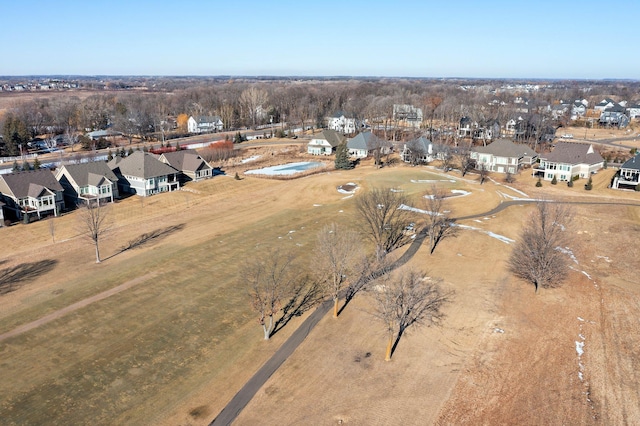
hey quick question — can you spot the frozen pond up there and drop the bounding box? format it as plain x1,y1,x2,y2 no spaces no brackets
245,161,325,176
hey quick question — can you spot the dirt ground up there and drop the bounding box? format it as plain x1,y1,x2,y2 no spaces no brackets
1,148,640,425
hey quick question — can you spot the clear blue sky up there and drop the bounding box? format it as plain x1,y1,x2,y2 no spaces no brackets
2,0,638,79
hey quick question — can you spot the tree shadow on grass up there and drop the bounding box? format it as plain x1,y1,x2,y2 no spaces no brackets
0,259,58,295
270,277,324,338
105,224,186,261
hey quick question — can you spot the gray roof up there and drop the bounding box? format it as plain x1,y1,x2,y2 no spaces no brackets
160,149,212,173
621,154,640,171
347,131,390,150
406,136,432,152
108,151,178,179
472,138,537,158
541,142,603,165
312,129,346,148
194,115,222,124
58,162,118,187
0,169,63,198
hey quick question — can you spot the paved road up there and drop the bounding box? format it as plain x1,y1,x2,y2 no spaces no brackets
209,196,640,425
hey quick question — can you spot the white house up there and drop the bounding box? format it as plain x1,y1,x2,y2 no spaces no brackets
401,136,434,164
187,116,224,133
626,102,640,119
534,142,604,181
346,132,392,159
307,129,346,155
612,154,640,189
327,112,359,134
470,138,538,174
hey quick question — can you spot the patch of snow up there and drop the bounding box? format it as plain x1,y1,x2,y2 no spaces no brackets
341,194,354,199
575,341,584,356
451,189,471,197
338,210,344,213
455,224,514,244
579,334,585,340
497,191,539,201
596,255,612,263
474,219,483,223
556,246,579,264
288,230,295,234
313,204,322,207
581,270,592,280
578,371,584,381
577,317,584,322
399,204,441,216
503,185,529,197
494,328,505,333
390,188,404,192
241,155,261,164
245,161,325,176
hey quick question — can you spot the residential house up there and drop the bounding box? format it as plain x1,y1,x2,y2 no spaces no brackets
457,116,474,138
612,154,640,189
327,111,359,134
87,129,121,141
187,116,224,133
401,136,434,164
159,149,213,183
393,104,423,128
0,169,64,222
55,162,119,206
474,119,501,143
626,102,640,119
108,151,180,196
346,131,391,158
503,118,517,136
594,98,616,112
307,129,346,155
599,105,630,128
470,138,538,174
534,142,604,181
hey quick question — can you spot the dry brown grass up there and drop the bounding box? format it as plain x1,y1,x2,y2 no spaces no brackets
1,155,640,425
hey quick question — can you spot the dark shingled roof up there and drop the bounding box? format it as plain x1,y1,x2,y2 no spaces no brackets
58,162,118,186
621,154,640,171
541,142,603,165
0,169,63,198
347,131,390,150
160,149,211,173
108,151,178,179
472,138,536,158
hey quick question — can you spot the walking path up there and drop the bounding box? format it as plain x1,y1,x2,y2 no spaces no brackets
209,196,640,425
0,273,155,343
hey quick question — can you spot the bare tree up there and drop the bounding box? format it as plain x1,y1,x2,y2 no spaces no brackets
239,87,269,129
370,268,450,361
48,217,56,244
243,249,297,340
314,223,365,317
478,163,489,184
79,200,111,263
355,187,415,260
423,186,457,254
508,202,574,293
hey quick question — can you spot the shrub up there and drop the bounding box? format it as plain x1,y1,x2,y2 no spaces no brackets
584,177,593,190
551,175,557,185
635,184,640,192
536,178,542,187
567,180,573,187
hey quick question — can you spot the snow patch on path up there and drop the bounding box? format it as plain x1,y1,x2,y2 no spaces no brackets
455,224,515,244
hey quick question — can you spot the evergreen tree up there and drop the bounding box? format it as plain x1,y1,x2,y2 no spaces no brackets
175,142,181,151
551,175,557,185
535,178,542,187
22,160,31,171
127,147,134,156
584,176,593,190
107,150,113,161
33,157,41,170
334,142,353,170
12,160,20,172
119,147,125,157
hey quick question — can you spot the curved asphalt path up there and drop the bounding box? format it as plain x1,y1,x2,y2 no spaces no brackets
210,196,640,425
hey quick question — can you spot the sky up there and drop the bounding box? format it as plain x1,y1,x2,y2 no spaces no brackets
1,0,639,79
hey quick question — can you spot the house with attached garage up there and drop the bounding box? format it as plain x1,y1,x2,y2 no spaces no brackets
470,138,538,174
159,149,213,183
187,115,224,133
307,129,346,155
534,142,604,181
108,151,180,196
346,131,392,159
611,154,640,190
0,169,64,222
55,161,119,206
